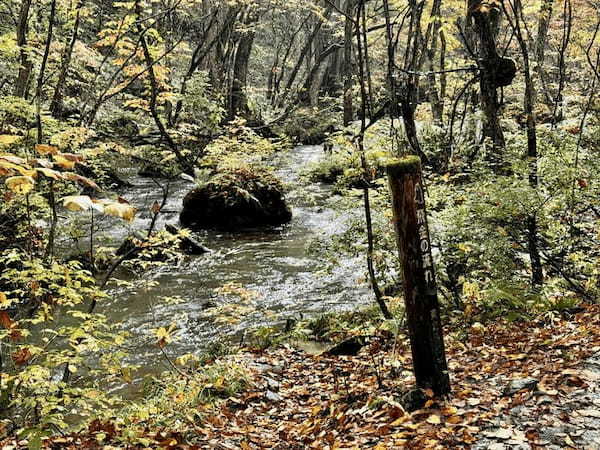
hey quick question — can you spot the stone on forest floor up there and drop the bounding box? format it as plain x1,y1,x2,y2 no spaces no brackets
399,388,427,412
265,390,282,402
503,377,538,396
326,336,366,356
264,376,280,391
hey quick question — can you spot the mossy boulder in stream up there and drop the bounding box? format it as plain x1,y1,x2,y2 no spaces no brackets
180,166,292,230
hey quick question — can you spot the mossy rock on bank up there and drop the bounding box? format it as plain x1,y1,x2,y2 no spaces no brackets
180,167,292,230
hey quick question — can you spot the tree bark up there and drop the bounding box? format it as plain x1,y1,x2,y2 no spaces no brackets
425,0,443,125
466,0,507,152
14,0,33,99
299,43,343,105
279,6,332,106
535,0,554,65
50,0,83,118
355,0,391,320
228,10,258,120
36,0,57,143
386,156,451,396
171,7,240,125
508,0,544,287
343,0,355,125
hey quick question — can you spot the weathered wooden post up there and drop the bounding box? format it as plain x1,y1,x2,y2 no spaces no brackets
386,156,451,397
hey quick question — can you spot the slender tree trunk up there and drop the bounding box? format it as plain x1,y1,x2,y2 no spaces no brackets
401,1,428,160
536,0,554,65
299,43,342,105
135,1,189,172
229,11,258,120
508,0,544,287
279,7,332,106
355,0,391,320
36,0,57,262
534,0,554,105
551,0,572,124
419,0,443,125
343,0,354,125
36,0,57,143
271,15,309,106
267,45,280,103
14,0,33,99
50,0,83,118
171,7,239,126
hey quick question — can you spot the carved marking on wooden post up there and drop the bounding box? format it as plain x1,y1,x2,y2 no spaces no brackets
386,156,451,397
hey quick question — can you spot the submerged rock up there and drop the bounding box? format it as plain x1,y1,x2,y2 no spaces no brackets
180,167,292,230
138,164,173,179
165,224,210,254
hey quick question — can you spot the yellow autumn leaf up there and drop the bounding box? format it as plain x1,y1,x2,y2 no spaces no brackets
426,414,442,424
0,160,23,176
36,167,63,180
0,154,27,165
34,144,59,155
5,176,35,194
0,292,11,308
0,135,22,147
53,154,76,169
104,202,136,222
0,157,35,177
62,172,100,190
390,415,409,427
62,195,94,211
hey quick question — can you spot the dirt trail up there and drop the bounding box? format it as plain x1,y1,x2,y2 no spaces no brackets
195,306,600,449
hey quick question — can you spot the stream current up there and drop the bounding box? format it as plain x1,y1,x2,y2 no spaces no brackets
86,145,370,369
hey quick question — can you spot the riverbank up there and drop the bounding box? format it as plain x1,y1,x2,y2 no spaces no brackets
11,303,599,449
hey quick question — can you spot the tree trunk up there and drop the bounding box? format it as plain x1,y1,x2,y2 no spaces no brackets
509,0,544,287
228,11,258,120
535,0,554,65
401,1,427,160
279,7,332,106
386,156,451,397
14,0,33,99
136,1,189,172
50,0,83,118
36,0,57,143
171,7,240,125
425,0,443,125
343,0,354,125
467,0,507,152
299,43,342,105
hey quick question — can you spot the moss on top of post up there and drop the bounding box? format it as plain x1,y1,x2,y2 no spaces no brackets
385,155,421,176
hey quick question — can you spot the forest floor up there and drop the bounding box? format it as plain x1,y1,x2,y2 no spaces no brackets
23,304,600,449
190,304,600,449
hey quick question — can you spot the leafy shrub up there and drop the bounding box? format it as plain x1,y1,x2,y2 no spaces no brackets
277,106,339,144
180,71,225,133
302,150,356,184
0,96,35,132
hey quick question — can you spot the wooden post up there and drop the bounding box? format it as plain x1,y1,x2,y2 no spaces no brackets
386,156,451,396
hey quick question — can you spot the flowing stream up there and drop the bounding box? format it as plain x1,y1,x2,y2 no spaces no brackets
86,145,370,370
